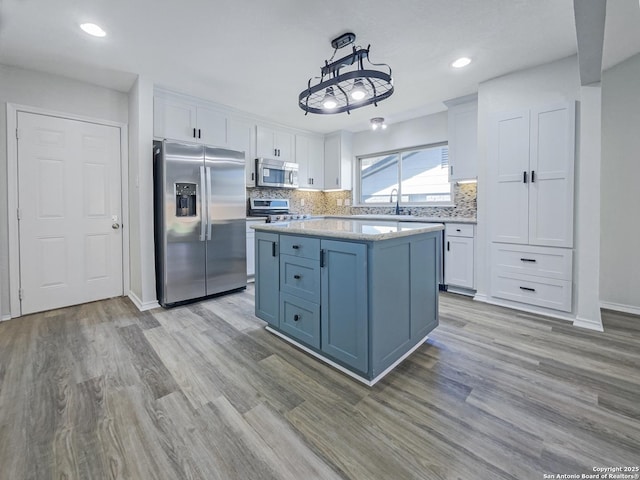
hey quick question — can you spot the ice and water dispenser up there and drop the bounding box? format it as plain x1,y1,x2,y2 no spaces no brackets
175,182,197,217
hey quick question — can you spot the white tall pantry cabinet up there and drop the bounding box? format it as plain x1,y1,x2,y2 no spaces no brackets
488,101,575,313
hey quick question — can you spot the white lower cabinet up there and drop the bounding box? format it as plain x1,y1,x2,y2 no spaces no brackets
444,223,475,291
490,243,572,312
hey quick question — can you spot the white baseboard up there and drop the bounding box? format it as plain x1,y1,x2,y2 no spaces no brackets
473,293,489,303
600,301,640,317
1,314,12,322
128,291,160,312
573,315,604,332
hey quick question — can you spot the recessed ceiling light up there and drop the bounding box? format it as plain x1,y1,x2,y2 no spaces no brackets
80,23,106,37
451,57,471,68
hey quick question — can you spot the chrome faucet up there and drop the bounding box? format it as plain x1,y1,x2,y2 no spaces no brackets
389,188,400,215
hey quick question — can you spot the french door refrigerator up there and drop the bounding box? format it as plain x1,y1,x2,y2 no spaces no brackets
154,140,246,306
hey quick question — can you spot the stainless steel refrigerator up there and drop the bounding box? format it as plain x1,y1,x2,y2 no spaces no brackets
153,140,246,306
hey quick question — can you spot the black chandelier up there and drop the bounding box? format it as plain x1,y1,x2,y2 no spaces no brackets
298,32,394,115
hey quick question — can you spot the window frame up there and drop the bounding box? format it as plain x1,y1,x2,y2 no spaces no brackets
354,141,453,207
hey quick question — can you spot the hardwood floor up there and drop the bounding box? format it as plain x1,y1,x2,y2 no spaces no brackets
1,287,639,480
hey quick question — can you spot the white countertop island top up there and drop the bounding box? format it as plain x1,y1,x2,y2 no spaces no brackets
252,218,444,241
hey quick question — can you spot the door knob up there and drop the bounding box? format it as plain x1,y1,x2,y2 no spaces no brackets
112,223,120,230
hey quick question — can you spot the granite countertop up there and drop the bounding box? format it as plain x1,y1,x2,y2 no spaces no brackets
327,214,477,224
252,218,444,241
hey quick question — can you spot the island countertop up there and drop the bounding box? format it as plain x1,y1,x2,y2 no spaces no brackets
251,218,444,241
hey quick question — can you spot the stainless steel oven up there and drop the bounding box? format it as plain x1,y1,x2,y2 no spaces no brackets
255,158,298,188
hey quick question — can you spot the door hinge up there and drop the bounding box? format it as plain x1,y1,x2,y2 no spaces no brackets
16,128,20,140
16,208,21,221
18,288,23,301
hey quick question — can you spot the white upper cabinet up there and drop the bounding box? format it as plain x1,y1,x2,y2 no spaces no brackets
154,95,228,146
324,131,353,190
256,125,294,161
490,102,575,248
228,117,255,186
528,104,575,248
295,134,324,189
445,95,478,181
196,104,227,147
154,96,198,143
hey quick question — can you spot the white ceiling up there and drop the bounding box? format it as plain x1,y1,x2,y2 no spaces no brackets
0,0,638,134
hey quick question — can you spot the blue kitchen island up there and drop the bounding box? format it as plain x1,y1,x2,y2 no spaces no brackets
252,218,444,385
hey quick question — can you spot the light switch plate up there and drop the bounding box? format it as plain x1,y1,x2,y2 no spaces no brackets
337,198,343,206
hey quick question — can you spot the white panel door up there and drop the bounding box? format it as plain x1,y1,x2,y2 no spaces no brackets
17,112,123,315
490,110,530,245
529,102,575,248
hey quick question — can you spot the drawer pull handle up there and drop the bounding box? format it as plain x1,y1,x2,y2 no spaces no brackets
292,245,300,250
456,229,461,232
293,314,300,322
520,258,536,263
293,274,301,280
519,286,536,292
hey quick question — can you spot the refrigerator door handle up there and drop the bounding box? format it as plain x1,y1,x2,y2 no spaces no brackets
199,166,207,242
205,166,213,240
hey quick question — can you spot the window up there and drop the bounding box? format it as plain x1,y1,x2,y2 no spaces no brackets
357,143,451,205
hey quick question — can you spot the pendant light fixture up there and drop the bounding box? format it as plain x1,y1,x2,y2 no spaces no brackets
299,32,394,115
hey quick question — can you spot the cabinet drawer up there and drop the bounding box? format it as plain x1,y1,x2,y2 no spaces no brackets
446,223,475,238
280,235,320,260
280,293,320,349
492,243,572,281
280,255,320,303
491,271,572,312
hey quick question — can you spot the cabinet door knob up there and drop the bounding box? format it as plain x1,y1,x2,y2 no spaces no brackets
293,274,301,280
292,245,300,249
293,314,300,322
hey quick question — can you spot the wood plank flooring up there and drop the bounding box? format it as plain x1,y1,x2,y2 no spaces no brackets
1,287,639,480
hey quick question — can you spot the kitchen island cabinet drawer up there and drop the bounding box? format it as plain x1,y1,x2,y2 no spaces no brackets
280,254,320,303
492,243,572,280
280,235,320,260
491,271,572,312
279,293,320,349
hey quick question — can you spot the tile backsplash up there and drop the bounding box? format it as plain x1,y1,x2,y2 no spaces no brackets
247,183,477,218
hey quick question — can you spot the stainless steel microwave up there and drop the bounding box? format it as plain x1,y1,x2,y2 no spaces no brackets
255,158,298,188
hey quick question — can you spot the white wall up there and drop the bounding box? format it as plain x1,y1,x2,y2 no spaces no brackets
600,53,640,313
352,112,447,157
0,63,128,318
475,56,581,303
127,77,157,309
